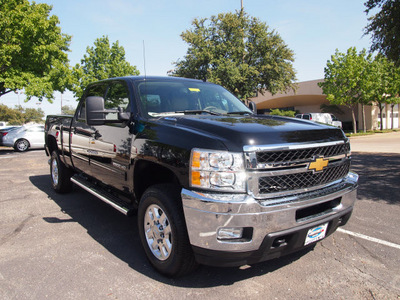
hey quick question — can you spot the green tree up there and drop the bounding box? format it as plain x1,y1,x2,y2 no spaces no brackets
0,0,72,101
319,48,372,133
172,10,296,100
367,55,400,130
0,104,24,124
20,106,45,123
364,0,400,66
72,36,140,99
0,104,44,124
61,105,76,115
388,64,400,129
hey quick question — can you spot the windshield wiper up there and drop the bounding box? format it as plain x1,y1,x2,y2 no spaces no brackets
227,111,253,115
175,110,222,116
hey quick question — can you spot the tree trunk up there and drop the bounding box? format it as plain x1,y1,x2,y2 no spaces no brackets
379,105,384,131
391,104,394,129
351,108,357,134
362,104,366,133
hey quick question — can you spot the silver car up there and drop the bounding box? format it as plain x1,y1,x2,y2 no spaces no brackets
2,124,45,152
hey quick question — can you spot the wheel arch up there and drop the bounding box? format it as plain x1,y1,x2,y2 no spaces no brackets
133,160,182,203
46,135,58,155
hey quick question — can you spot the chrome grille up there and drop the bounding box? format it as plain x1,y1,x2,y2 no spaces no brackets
258,161,350,194
245,141,352,199
256,143,350,164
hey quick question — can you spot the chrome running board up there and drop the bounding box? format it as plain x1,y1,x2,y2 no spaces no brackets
71,175,132,215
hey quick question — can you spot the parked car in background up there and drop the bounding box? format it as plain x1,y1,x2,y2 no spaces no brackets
2,124,45,152
0,126,21,146
295,113,342,128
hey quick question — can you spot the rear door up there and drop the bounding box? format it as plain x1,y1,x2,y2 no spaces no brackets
70,84,108,173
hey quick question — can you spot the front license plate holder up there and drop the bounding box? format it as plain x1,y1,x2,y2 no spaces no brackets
304,223,328,246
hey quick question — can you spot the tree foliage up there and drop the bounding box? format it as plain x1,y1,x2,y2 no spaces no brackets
172,10,296,100
320,47,400,132
364,0,400,66
319,48,371,133
71,36,140,99
366,54,400,130
0,104,44,124
0,0,71,101
61,105,76,115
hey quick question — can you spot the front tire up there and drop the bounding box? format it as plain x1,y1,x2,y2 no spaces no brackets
138,184,197,277
14,139,29,152
50,151,73,193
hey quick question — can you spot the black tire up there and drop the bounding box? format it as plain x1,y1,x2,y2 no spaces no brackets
138,184,198,277
50,151,73,193
14,139,29,152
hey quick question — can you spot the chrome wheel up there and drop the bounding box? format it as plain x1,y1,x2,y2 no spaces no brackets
15,139,29,152
51,158,59,186
50,151,73,193
144,204,172,261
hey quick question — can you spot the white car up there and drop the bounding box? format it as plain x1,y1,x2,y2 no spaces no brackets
2,124,45,152
295,113,342,128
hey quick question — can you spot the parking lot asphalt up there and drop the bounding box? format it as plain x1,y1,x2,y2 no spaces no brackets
0,133,399,299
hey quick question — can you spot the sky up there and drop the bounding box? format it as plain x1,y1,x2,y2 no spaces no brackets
1,0,374,117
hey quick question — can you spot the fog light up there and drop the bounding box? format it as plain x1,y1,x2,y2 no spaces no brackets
217,227,243,240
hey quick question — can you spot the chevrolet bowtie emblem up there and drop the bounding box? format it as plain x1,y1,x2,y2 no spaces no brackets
308,157,329,172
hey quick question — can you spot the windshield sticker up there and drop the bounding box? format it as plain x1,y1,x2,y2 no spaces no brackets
188,88,200,92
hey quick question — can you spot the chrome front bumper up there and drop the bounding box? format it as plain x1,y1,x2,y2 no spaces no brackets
181,172,358,256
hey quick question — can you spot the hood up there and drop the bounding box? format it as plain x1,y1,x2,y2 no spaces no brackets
162,114,346,152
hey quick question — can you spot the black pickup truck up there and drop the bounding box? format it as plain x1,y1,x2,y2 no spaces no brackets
45,76,358,277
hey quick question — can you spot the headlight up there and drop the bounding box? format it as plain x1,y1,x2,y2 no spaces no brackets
190,148,246,192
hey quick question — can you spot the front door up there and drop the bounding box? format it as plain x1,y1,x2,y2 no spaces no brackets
88,80,133,193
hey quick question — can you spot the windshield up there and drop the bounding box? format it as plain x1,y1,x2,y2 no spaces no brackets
136,80,252,117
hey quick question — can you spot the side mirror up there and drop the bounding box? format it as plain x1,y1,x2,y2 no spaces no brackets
248,101,257,114
86,96,106,126
86,96,132,126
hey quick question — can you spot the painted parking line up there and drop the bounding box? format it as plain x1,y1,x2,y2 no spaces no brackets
338,228,400,250
0,156,15,159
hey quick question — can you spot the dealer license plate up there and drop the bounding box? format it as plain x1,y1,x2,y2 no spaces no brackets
304,223,328,246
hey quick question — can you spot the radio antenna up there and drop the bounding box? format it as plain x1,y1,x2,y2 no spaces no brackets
143,40,147,79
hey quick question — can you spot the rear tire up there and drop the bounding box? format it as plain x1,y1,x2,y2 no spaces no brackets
138,184,198,277
50,151,73,193
14,139,29,152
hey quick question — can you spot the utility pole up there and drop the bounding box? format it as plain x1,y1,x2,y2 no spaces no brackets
241,0,243,10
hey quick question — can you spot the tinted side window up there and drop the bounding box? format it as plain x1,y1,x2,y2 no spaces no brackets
104,81,130,121
77,84,108,122
86,84,108,97
77,101,86,122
